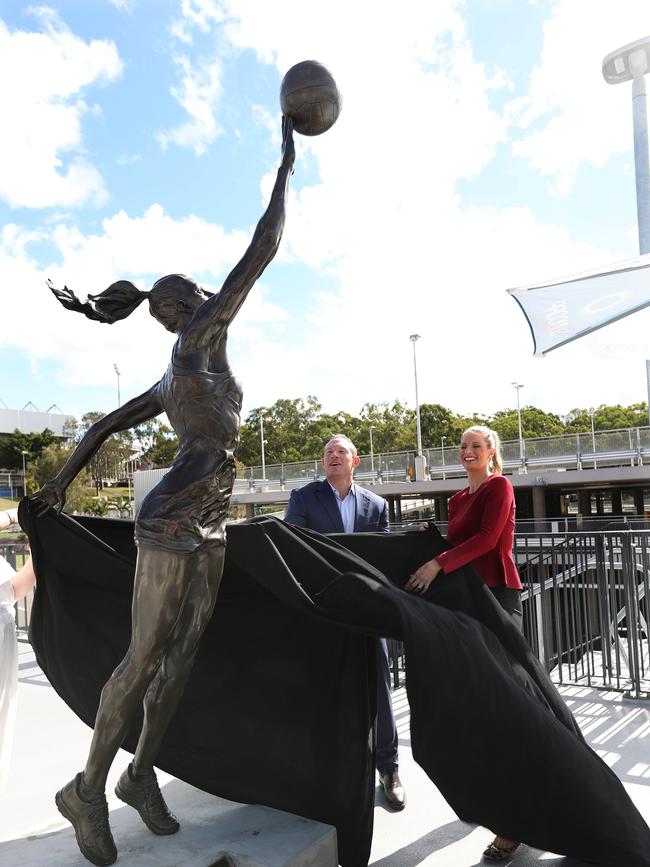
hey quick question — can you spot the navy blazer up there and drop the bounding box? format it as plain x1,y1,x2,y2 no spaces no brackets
284,480,389,534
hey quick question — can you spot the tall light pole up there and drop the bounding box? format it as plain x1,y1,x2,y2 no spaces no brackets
409,334,423,456
369,424,375,475
409,334,427,481
589,407,597,469
512,382,526,473
259,414,266,481
441,435,446,480
603,37,650,254
113,363,121,407
21,449,28,496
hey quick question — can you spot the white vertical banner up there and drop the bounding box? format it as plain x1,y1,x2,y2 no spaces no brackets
507,254,650,355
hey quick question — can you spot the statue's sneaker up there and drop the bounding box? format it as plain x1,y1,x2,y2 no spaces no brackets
55,773,117,866
115,763,180,835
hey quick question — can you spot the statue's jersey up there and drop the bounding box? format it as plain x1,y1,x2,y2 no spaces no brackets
135,344,243,553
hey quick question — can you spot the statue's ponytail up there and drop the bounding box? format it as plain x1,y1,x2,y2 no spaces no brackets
47,279,148,324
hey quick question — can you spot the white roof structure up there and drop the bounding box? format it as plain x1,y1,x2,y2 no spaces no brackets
0,406,74,437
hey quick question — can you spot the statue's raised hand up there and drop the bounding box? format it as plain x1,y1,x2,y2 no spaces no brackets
31,480,67,516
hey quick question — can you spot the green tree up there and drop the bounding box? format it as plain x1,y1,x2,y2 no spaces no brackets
239,397,331,465
489,406,564,441
31,443,94,514
418,403,472,449
145,423,179,467
359,401,416,453
564,402,648,432
71,412,134,492
0,428,58,469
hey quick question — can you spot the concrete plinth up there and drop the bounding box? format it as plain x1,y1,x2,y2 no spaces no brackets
0,783,337,867
0,643,336,867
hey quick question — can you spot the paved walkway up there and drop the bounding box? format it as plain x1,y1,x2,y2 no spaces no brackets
1,642,649,866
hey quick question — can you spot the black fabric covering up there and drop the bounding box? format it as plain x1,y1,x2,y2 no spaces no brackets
20,500,650,867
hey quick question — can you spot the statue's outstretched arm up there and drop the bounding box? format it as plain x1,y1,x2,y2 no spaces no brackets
182,117,296,351
34,383,163,512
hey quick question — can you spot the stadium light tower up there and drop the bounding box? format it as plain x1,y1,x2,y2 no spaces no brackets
21,450,28,496
603,36,650,254
113,363,121,407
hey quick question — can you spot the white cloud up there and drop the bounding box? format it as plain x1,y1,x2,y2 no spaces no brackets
198,0,647,417
507,0,649,195
3,0,649,422
106,0,132,12
156,54,223,154
0,206,291,401
0,9,122,208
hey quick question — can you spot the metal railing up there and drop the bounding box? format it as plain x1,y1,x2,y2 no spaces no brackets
517,530,650,698
235,425,650,492
387,529,650,698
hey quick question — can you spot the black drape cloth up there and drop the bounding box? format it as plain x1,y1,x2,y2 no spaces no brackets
20,500,650,867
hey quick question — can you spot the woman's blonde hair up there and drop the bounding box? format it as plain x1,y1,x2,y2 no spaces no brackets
462,425,503,475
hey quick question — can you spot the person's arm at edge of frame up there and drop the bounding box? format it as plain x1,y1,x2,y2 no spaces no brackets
0,509,36,602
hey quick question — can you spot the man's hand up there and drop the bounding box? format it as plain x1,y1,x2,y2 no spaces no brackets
31,480,67,516
281,115,296,172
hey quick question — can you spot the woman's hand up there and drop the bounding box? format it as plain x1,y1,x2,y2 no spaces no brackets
405,558,442,593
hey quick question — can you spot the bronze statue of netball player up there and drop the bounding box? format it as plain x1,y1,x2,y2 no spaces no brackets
35,117,295,867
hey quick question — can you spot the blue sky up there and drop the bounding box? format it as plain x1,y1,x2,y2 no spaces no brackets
1,0,649,425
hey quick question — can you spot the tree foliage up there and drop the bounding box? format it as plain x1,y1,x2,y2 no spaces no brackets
236,399,650,467
64,412,134,492
0,428,57,469
30,443,94,513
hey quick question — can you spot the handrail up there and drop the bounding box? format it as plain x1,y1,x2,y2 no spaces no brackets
233,424,650,490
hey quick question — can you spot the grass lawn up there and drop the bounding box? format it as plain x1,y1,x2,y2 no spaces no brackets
100,486,133,499
0,497,21,510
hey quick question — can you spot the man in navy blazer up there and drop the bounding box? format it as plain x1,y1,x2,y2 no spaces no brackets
284,434,406,810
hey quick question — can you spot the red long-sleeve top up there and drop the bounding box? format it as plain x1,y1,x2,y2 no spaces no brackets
436,474,522,589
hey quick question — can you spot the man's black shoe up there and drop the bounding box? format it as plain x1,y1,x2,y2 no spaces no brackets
55,773,117,866
379,771,406,811
115,763,180,835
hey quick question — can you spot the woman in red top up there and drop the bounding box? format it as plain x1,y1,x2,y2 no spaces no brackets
405,425,522,862
405,425,522,619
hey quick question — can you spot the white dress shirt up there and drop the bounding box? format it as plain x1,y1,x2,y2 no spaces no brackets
328,481,356,533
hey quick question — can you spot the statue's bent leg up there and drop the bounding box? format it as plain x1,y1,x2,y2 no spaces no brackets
133,543,225,771
83,546,196,793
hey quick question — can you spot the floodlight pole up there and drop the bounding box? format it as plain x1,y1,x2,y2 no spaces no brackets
603,37,650,254
512,382,526,474
441,435,446,481
589,408,597,469
409,334,427,481
260,414,266,481
113,363,121,407
633,74,650,253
